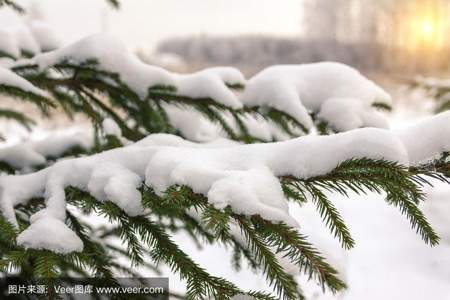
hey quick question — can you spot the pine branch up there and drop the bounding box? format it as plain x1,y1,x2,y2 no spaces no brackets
282,178,355,249
372,102,392,111
66,188,243,299
13,62,310,142
0,83,53,110
234,216,300,300
0,0,24,13
285,158,440,246
251,216,346,293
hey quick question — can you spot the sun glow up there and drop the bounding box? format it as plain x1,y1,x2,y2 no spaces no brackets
420,20,435,36
402,1,449,51
413,17,442,48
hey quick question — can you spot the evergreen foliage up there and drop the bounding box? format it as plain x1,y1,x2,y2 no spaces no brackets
10,59,311,143
0,2,449,300
0,156,448,299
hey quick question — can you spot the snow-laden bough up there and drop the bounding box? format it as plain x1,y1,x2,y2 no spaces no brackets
23,34,246,109
241,62,392,132
0,112,449,254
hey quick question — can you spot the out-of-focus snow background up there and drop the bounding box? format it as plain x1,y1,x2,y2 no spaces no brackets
1,0,450,299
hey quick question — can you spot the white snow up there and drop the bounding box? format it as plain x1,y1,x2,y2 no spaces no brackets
102,118,122,138
28,34,245,108
0,29,21,59
0,10,40,55
0,144,46,170
16,216,83,254
241,62,392,131
0,130,91,170
27,20,61,52
0,8,61,59
0,66,48,97
1,113,448,253
87,162,144,216
318,97,389,132
164,105,222,142
397,111,450,165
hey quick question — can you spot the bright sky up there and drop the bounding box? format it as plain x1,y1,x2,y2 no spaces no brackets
18,0,303,49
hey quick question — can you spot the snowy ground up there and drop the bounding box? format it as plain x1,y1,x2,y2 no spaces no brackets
1,83,449,299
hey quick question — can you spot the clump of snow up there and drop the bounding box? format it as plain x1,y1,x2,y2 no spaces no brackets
102,118,122,138
88,162,144,216
0,66,48,97
16,216,83,254
132,133,239,148
25,2,61,52
0,144,46,170
136,48,187,71
318,97,389,132
0,10,39,56
0,131,91,170
27,20,61,52
0,29,21,59
397,111,450,165
207,166,298,226
164,105,221,142
29,34,244,108
0,8,61,59
2,113,448,253
241,62,392,131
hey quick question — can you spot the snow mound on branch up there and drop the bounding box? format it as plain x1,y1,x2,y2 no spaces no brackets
0,66,48,97
207,166,295,225
0,9,61,59
102,118,122,138
0,29,21,59
163,105,222,142
17,217,83,254
165,106,274,142
0,131,91,170
30,34,245,108
1,113,449,253
397,111,450,165
0,144,45,170
241,62,391,131
133,133,239,148
318,97,389,132
27,20,61,52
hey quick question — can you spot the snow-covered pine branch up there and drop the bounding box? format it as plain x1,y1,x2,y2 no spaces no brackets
4,34,390,143
0,7,61,60
1,112,449,298
241,63,392,134
0,130,91,173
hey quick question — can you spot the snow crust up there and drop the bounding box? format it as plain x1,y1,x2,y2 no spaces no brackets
241,62,392,131
29,34,245,108
1,113,448,253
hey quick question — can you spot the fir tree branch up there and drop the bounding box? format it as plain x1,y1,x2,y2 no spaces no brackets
251,216,346,293
284,158,440,246
234,215,301,300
